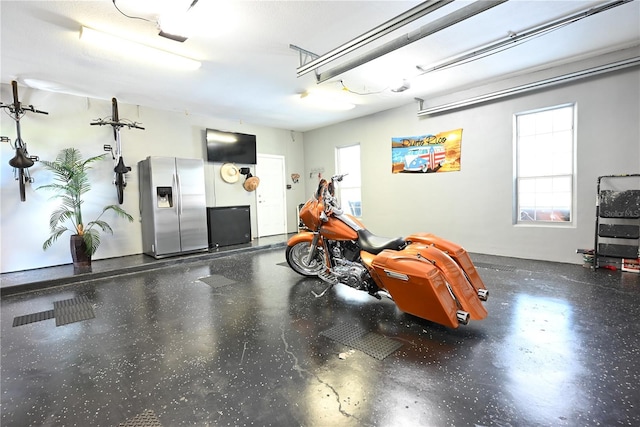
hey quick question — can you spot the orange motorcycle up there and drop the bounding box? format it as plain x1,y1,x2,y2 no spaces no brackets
286,174,488,329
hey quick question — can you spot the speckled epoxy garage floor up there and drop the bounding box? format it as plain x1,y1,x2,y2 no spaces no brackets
1,248,639,426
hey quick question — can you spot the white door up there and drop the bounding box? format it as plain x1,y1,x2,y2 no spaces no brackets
256,154,287,237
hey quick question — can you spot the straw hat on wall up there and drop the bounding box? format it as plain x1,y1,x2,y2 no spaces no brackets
243,176,260,192
238,167,260,192
220,163,239,183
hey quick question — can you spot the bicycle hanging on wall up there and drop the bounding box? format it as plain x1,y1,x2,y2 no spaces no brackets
1,80,48,202
90,97,144,204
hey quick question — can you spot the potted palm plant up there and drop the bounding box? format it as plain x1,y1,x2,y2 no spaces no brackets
38,147,134,268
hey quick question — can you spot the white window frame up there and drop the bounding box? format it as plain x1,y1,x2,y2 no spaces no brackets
335,144,362,217
514,103,576,225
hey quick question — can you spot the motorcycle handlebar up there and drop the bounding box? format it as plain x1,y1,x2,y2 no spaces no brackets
312,173,349,213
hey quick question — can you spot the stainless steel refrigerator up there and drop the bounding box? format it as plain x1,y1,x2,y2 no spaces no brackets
138,157,208,258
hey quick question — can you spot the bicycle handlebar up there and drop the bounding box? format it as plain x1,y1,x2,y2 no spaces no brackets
1,81,49,116
22,105,48,115
90,119,144,130
0,102,48,115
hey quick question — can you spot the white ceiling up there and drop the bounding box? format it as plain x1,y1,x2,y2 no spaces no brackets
1,0,639,132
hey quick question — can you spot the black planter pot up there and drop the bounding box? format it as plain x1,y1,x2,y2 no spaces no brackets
70,234,91,270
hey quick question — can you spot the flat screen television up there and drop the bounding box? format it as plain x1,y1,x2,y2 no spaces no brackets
206,128,257,165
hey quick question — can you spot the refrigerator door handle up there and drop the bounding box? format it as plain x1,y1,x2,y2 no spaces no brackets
176,173,183,216
138,163,143,215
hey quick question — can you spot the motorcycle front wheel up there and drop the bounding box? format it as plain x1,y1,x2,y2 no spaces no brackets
286,241,325,277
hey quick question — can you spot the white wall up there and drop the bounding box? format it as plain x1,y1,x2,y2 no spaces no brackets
2,53,638,273
302,65,640,264
0,88,305,273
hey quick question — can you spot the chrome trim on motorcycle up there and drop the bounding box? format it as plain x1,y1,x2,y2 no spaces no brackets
456,310,470,325
478,289,489,301
318,269,339,285
306,233,320,267
384,270,409,281
312,283,334,298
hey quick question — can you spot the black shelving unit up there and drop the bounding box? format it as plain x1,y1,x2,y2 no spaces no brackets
593,174,640,269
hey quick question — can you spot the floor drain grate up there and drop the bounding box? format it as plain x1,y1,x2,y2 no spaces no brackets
118,409,162,427
199,274,236,289
12,295,95,327
320,323,403,360
321,323,368,343
12,310,55,327
350,332,404,360
53,296,95,326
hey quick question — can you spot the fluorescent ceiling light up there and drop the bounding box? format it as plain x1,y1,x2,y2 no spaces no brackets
299,91,355,111
295,0,454,77
311,0,507,84
79,26,201,70
416,57,640,116
415,0,633,76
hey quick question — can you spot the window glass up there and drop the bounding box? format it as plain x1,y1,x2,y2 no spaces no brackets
516,104,574,223
336,144,362,217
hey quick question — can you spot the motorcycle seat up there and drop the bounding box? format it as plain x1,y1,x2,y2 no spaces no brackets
358,229,405,255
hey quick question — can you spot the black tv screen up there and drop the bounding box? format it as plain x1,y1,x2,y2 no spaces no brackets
206,128,257,164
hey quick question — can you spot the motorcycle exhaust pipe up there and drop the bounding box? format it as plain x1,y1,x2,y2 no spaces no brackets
477,289,489,301
456,310,470,325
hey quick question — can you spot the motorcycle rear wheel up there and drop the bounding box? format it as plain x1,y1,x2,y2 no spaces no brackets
286,241,325,277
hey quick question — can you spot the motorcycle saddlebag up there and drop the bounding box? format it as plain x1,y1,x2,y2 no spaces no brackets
413,245,487,321
406,233,487,294
370,246,462,328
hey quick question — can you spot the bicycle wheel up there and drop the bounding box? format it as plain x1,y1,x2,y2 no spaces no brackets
116,172,124,204
18,168,26,202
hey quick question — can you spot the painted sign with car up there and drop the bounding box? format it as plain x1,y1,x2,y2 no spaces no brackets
403,145,446,173
391,128,462,174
